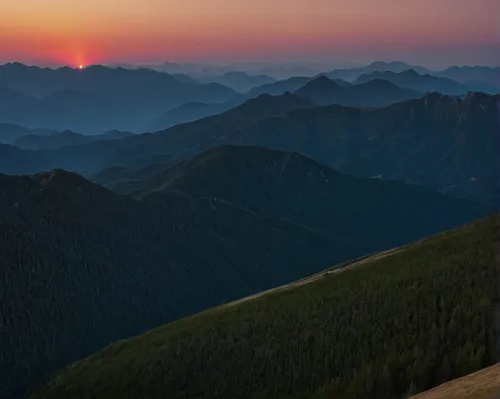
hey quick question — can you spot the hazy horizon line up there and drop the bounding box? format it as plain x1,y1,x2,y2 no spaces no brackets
1,59,499,72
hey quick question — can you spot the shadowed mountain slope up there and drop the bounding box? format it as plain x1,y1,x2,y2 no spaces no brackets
295,76,421,106
100,145,486,254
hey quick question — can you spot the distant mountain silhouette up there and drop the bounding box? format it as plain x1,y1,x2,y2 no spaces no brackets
146,76,376,131
244,76,312,97
354,69,487,95
170,73,200,84
0,87,53,128
145,91,313,132
146,78,317,131
324,61,432,81
12,129,133,150
2,92,498,205
0,63,239,131
366,61,432,74
154,61,331,79
0,123,62,144
0,168,340,398
0,122,133,150
0,143,50,174
295,76,421,106
437,66,500,87
198,71,276,92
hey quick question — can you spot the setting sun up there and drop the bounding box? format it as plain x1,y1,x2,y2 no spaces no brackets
78,65,84,70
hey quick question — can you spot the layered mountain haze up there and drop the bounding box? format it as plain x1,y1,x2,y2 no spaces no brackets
354,69,498,95
0,63,239,131
11,130,133,150
244,76,312,98
295,75,422,106
324,61,433,81
4,91,495,205
198,71,276,92
437,66,500,87
0,144,50,175
147,75,423,130
146,100,242,131
0,123,64,144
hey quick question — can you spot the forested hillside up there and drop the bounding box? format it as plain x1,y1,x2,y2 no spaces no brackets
0,169,337,398
27,216,498,399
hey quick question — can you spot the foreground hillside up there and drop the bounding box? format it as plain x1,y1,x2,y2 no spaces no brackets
28,216,498,399
410,364,500,399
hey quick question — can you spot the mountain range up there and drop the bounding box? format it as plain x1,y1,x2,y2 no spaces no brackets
145,75,423,131
354,69,499,95
0,123,63,144
2,62,496,133
146,70,498,131
437,66,500,87
197,71,276,92
2,91,497,205
0,63,238,132
295,76,421,106
323,62,500,90
11,129,133,150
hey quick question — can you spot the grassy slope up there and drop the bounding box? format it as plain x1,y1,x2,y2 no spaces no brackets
410,364,500,399
28,216,498,399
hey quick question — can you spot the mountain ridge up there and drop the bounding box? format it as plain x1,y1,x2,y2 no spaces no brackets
295,75,422,106
1,92,498,205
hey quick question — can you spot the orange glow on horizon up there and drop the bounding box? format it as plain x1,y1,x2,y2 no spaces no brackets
0,0,498,68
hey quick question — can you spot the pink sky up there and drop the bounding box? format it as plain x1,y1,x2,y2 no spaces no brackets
1,0,499,68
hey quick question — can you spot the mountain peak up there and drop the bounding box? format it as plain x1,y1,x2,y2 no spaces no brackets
403,68,421,76
34,169,93,188
30,169,110,200
312,75,334,83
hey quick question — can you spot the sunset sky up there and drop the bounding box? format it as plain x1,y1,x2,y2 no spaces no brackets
1,0,499,68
